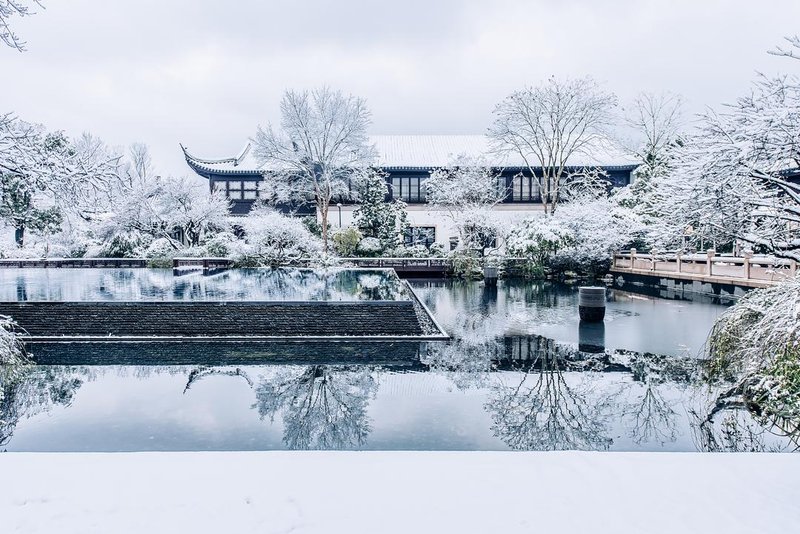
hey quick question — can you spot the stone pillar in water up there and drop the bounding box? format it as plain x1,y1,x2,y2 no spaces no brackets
578,286,606,322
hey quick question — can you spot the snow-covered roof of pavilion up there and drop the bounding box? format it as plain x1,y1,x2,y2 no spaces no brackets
181,134,639,176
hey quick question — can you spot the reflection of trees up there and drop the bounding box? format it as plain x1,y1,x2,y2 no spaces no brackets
690,383,799,452
627,384,678,446
620,355,691,446
0,366,87,447
253,365,377,450
487,345,613,451
183,366,253,393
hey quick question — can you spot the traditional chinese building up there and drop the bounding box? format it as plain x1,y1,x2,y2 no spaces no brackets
182,135,639,248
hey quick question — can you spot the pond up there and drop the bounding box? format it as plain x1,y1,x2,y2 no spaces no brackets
1,275,796,452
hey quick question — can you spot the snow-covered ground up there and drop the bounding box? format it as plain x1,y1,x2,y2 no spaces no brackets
1,451,797,534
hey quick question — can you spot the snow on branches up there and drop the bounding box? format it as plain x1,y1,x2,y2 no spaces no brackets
426,155,507,256
706,276,800,429
488,76,617,215
252,88,375,252
233,204,322,267
0,0,42,51
644,41,800,257
508,196,643,273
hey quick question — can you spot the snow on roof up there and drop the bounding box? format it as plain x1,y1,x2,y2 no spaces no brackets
182,135,639,176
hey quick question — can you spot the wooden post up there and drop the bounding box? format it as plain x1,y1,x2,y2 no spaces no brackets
676,252,682,273
706,249,715,276
630,248,637,271
791,259,797,277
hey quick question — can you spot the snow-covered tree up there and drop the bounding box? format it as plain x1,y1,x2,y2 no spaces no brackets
426,155,506,255
617,92,684,223
0,315,25,366
87,144,229,255
0,119,118,248
352,168,408,251
488,76,617,214
252,88,375,253
160,177,230,247
552,196,644,272
646,38,800,256
234,204,322,266
507,195,641,274
0,0,42,51
705,276,800,441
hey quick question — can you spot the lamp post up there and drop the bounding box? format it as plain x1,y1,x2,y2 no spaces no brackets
336,203,342,228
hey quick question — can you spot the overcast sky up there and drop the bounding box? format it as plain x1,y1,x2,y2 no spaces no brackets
4,0,800,177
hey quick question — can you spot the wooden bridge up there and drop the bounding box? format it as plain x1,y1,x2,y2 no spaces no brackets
611,250,796,289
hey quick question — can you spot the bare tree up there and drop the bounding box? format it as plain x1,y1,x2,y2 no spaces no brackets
0,0,43,52
252,88,375,252
488,76,617,215
617,92,684,224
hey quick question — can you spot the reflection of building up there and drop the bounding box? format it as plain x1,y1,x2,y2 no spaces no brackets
182,135,639,248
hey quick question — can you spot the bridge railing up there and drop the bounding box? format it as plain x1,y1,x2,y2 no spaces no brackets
613,249,797,283
0,258,148,268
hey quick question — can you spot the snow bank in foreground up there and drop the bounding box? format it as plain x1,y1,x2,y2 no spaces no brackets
1,451,797,534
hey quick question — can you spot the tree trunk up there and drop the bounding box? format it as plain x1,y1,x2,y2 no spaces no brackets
320,204,329,254
14,226,24,248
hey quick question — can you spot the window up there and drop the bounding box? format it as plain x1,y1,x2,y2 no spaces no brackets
212,181,226,195
243,181,258,200
228,181,243,200
391,176,427,203
510,175,538,202
404,226,436,248
218,180,259,201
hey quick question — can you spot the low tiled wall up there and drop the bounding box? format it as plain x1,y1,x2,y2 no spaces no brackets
0,301,429,340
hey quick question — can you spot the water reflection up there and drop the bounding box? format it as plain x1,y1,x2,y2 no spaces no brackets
253,365,377,450
0,365,88,447
487,349,614,451
0,268,408,302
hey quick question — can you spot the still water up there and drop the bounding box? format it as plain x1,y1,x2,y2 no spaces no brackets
1,276,795,452
0,268,409,302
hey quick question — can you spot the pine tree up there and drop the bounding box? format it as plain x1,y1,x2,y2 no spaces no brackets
353,169,408,250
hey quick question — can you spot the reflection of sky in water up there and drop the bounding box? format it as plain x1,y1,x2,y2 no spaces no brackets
0,268,408,302
410,280,728,357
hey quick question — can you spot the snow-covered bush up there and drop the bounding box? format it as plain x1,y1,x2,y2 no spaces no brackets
552,197,643,273
144,237,177,259
332,227,363,257
507,197,642,275
356,237,382,256
388,243,446,258
707,276,800,426
507,216,574,267
0,316,27,366
204,231,240,258
233,205,322,267
91,231,151,258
